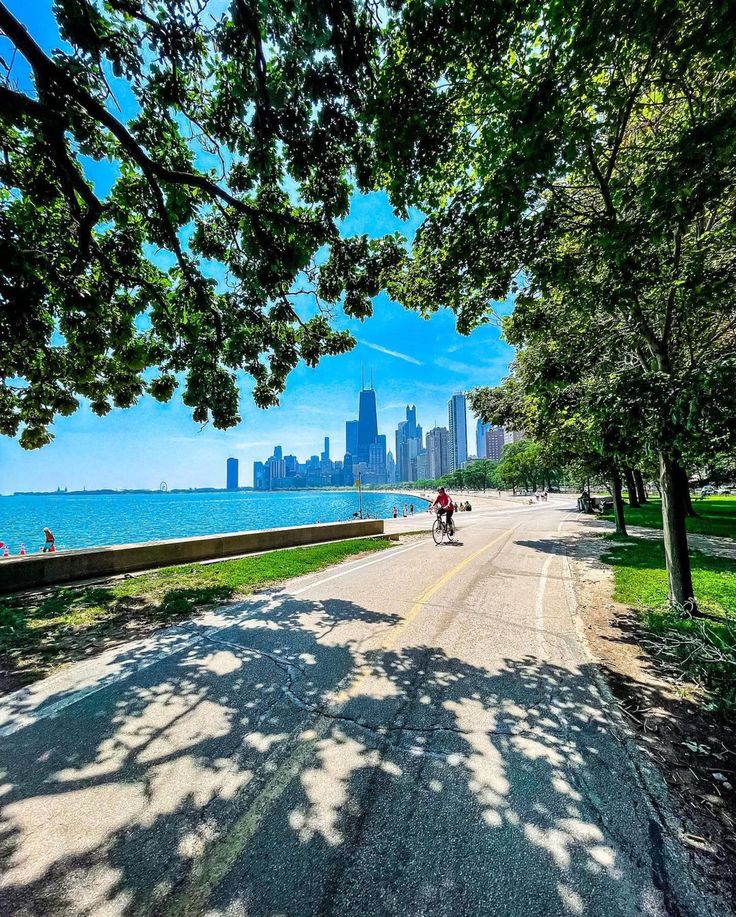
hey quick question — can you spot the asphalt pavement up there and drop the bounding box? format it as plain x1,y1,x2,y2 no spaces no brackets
0,498,721,916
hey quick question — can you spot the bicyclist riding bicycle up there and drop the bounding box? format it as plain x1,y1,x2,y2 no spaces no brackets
431,487,455,531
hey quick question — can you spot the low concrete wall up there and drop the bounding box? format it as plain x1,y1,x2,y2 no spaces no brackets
0,519,385,594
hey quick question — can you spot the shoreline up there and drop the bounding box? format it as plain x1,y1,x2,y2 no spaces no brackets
0,490,430,557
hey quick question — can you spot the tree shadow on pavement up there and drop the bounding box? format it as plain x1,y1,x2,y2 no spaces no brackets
0,588,694,917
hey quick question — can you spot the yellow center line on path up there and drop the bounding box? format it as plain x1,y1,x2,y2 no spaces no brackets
383,526,515,652
335,527,516,703
155,527,514,916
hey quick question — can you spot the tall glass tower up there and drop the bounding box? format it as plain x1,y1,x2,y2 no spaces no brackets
357,386,378,464
345,420,359,457
226,457,239,491
448,393,468,471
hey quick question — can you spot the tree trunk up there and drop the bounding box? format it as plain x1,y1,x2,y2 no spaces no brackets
623,468,640,507
612,469,627,536
633,468,648,503
660,453,697,613
677,466,696,517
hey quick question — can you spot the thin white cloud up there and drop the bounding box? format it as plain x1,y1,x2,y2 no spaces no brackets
434,355,475,376
359,340,423,365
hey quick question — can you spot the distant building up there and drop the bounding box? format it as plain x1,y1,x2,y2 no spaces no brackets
386,450,396,484
475,419,490,458
395,405,423,482
253,461,267,490
345,419,359,458
344,375,387,483
425,426,450,479
368,435,387,480
357,385,379,466
485,425,506,461
226,457,239,491
416,450,429,480
448,393,468,472
343,453,354,486
504,429,525,446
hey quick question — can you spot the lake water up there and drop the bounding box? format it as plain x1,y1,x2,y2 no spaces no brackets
0,490,428,555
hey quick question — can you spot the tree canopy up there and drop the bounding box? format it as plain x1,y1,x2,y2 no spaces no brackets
370,0,736,609
3,0,736,609
0,0,402,447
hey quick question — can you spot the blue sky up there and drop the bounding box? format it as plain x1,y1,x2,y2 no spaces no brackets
0,1,514,492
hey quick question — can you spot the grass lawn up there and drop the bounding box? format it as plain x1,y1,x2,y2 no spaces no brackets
603,495,736,539
0,537,392,691
600,536,736,709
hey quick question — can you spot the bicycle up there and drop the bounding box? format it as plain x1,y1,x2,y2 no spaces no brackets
432,511,456,544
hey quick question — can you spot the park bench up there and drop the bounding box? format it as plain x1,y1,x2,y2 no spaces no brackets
577,494,614,514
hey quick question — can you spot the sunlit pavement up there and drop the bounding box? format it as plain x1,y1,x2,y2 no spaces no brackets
0,500,720,916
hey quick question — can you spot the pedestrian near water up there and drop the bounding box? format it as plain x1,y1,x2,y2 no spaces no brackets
410,503,414,514
42,528,55,552
392,506,398,518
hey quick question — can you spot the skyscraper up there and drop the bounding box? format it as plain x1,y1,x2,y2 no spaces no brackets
426,426,451,479
448,393,468,471
253,461,267,490
357,386,379,465
485,425,506,461
345,375,387,483
416,450,429,480
504,429,525,446
368,434,387,479
386,450,396,484
345,419,359,458
395,405,423,482
226,457,239,491
476,419,491,458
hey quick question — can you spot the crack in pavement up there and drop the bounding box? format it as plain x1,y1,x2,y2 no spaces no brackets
200,634,573,761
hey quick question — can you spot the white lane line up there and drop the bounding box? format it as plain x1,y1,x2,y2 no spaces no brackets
288,540,425,595
0,540,426,738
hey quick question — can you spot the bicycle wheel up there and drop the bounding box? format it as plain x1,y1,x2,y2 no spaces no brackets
432,518,444,544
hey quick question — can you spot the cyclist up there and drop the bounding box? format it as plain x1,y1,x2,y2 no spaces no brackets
432,487,455,533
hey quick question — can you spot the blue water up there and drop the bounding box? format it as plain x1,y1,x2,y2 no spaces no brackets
0,491,428,554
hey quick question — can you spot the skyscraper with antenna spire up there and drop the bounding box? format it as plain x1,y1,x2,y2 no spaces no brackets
344,370,387,482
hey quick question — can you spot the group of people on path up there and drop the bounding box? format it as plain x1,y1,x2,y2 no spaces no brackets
392,503,416,518
392,492,472,522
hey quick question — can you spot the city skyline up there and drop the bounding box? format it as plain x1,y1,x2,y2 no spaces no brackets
248,379,499,490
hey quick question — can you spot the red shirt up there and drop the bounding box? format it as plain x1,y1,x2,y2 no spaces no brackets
436,492,451,508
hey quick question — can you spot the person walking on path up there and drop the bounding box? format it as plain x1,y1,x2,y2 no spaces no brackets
41,528,55,552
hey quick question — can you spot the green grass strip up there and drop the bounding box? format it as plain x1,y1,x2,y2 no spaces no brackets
602,495,736,540
600,535,736,710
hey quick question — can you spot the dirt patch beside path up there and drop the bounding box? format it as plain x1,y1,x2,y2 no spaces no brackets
568,534,736,909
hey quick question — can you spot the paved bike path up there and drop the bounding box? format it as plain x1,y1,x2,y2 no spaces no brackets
0,500,719,916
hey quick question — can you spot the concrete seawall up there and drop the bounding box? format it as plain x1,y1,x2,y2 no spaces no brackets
0,519,385,594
